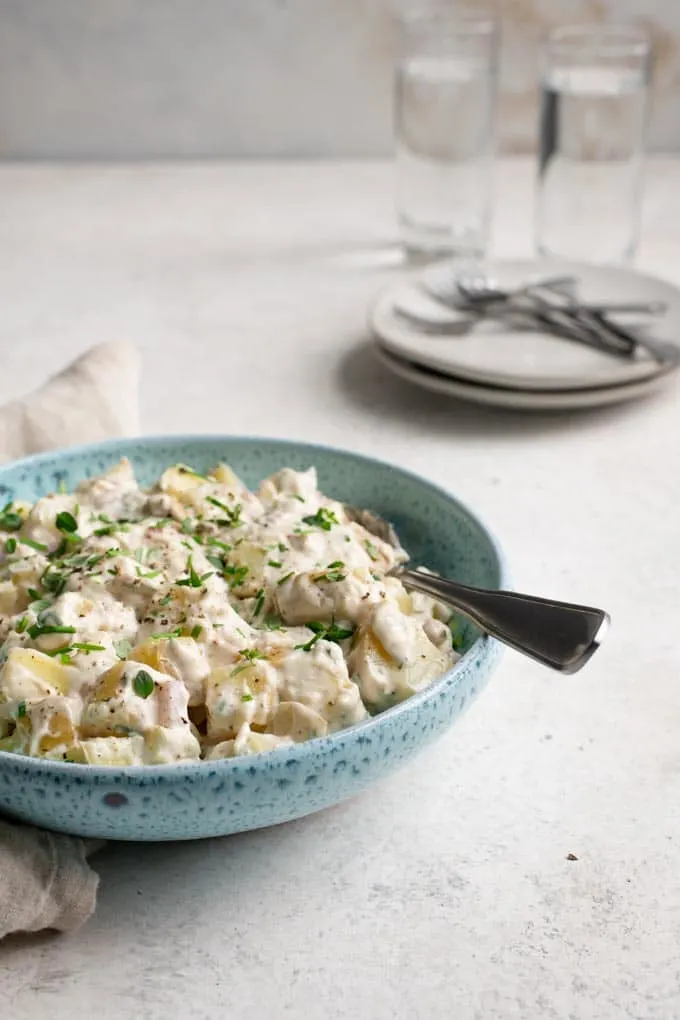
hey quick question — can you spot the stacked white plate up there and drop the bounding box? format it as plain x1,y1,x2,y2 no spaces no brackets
369,259,680,410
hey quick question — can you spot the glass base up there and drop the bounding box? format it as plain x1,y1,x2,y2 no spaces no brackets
398,219,487,266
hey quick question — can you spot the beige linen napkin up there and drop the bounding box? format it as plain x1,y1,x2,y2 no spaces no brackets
0,341,140,940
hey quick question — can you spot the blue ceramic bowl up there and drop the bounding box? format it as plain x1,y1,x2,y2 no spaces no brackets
0,436,505,840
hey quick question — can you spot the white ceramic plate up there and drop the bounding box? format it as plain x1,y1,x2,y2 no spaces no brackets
369,259,680,393
374,341,679,411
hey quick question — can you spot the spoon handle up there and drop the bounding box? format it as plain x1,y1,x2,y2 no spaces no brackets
397,568,609,673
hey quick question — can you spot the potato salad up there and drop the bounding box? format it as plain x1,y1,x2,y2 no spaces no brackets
0,459,458,765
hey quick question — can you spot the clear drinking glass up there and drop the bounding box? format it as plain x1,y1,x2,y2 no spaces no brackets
536,24,651,264
394,8,499,261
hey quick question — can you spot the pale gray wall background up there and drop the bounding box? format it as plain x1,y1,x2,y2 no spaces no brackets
0,0,678,159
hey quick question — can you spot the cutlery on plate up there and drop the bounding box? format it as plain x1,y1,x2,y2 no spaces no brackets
345,504,609,674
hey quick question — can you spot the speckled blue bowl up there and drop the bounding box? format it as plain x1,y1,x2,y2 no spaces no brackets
0,436,505,841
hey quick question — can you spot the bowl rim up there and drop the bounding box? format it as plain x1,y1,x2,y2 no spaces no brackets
0,433,508,777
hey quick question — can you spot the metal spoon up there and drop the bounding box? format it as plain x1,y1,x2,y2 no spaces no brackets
345,505,609,674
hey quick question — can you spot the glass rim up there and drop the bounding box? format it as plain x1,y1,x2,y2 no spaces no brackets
543,23,651,58
396,7,498,38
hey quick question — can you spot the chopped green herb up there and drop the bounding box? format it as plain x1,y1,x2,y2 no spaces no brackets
0,510,23,532
27,588,42,602
27,623,76,640
222,563,249,588
150,627,183,641
5,537,16,554
180,517,194,534
206,496,231,514
40,569,67,595
206,552,227,571
72,642,106,653
277,571,294,586
43,644,74,662
207,497,242,527
55,511,78,533
278,543,288,553
252,588,265,617
295,620,355,652
267,560,282,569
15,617,28,634
94,524,117,537
190,624,202,640
136,567,162,580
261,614,283,631
209,539,233,552
159,594,173,607
364,540,379,561
313,561,347,583
302,507,338,532
241,693,254,702
292,494,305,503
175,556,213,588
231,648,266,677
133,669,154,699
36,608,62,628
16,701,26,719
114,638,133,660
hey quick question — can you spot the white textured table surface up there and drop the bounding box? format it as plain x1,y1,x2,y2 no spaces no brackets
1,159,679,1019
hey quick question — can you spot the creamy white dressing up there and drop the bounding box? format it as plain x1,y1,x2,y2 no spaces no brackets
0,458,458,764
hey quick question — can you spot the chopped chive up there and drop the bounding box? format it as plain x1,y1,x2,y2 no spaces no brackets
27,623,76,639
206,496,231,514
15,617,28,634
292,494,305,503
175,556,212,588
267,560,282,569
241,693,254,702
302,508,338,532
222,563,249,587
72,642,106,653
150,627,183,640
16,701,26,719
209,539,232,552
295,620,354,652
5,537,16,554
252,588,265,617
190,624,202,640
364,539,379,561
277,571,294,586
18,538,49,554
231,648,266,677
